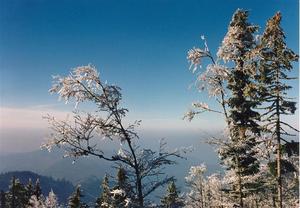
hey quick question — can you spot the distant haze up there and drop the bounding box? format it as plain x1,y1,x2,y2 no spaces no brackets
0,106,227,154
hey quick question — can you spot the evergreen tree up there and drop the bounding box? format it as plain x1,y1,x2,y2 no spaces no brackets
6,177,27,208
116,167,130,193
0,190,6,208
68,186,84,208
110,167,133,208
28,195,45,208
217,9,260,207
45,189,60,208
34,178,42,200
161,180,183,208
185,8,298,208
95,175,111,208
25,178,34,205
257,12,299,208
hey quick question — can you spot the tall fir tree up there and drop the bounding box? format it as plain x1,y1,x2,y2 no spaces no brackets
185,7,298,208
34,178,42,201
28,195,45,208
161,180,183,208
6,177,27,208
0,190,6,208
110,168,132,208
257,12,299,208
25,178,34,205
95,175,111,208
68,186,84,208
45,189,60,208
217,9,261,207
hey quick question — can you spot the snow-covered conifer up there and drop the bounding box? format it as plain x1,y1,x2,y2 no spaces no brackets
0,190,6,208
256,12,299,208
95,175,111,208
34,179,42,201
161,180,184,208
68,186,84,208
6,177,27,208
45,190,60,208
28,195,45,208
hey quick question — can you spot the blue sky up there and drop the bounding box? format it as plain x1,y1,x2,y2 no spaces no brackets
0,0,299,152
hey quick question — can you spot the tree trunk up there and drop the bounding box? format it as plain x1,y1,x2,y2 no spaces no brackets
127,139,144,207
276,120,282,208
236,156,243,208
136,176,144,207
275,68,282,208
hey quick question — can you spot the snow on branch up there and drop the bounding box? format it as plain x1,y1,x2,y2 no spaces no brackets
42,65,140,162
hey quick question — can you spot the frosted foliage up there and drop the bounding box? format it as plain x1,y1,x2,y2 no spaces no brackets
45,190,59,208
49,64,122,109
187,48,208,72
255,135,276,159
192,102,209,110
217,10,257,63
197,64,228,96
28,195,45,208
185,165,207,208
42,64,137,156
50,65,100,104
124,198,131,207
185,164,206,183
101,202,109,207
183,109,197,122
185,164,228,207
185,37,228,123
117,148,128,159
205,174,223,207
217,26,244,62
111,188,125,197
43,65,183,207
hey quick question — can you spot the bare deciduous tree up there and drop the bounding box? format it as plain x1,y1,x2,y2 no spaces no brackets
42,65,181,207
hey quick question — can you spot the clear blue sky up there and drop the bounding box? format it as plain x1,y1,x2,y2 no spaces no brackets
0,0,299,120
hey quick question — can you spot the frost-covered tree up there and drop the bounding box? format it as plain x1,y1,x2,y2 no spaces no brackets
256,12,299,208
110,167,133,207
205,173,225,207
95,175,111,208
68,186,85,208
45,190,60,208
28,195,45,208
43,65,181,207
160,180,183,208
25,179,34,205
0,190,6,208
34,179,42,201
184,164,207,208
217,9,261,207
110,188,131,208
6,177,27,208
186,9,261,207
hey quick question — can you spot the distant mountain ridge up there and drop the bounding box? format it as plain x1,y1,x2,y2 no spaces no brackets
0,144,222,203
0,171,74,203
0,149,113,183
